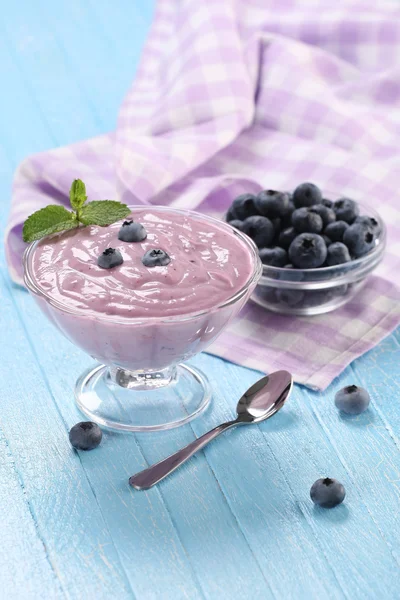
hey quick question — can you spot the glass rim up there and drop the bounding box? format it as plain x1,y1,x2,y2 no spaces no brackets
23,205,263,325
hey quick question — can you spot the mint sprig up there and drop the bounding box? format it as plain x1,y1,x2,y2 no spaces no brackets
23,179,131,243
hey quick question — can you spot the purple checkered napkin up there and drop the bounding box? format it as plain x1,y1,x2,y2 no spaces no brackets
5,0,400,389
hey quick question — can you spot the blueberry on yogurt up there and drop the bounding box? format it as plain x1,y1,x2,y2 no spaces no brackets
142,249,171,267
118,220,147,243
97,248,123,269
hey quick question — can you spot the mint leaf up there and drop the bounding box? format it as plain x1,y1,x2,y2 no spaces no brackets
69,179,87,211
23,205,77,242
79,201,130,226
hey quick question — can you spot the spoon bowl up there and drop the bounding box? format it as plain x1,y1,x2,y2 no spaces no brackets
236,371,293,423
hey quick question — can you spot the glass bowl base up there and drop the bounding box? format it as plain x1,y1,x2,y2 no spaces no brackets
75,363,211,432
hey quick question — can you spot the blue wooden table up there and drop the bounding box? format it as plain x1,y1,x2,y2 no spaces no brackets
1,2,399,599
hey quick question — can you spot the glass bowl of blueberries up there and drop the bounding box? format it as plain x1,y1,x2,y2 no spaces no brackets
226,182,386,315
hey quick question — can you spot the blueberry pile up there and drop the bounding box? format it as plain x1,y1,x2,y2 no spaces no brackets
226,183,381,269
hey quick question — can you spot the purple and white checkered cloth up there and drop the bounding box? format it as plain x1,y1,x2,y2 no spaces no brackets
5,0,400,389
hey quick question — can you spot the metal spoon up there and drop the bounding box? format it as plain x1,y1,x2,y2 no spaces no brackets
129,370,293,490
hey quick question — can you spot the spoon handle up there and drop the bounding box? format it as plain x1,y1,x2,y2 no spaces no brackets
129,420,239,490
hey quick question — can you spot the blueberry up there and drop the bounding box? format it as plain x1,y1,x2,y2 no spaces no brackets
331,284,349,297
343,223,375,257
355,215,381,234
142,249,171,267
97,248,123,269
326,242,351,266
281,200,295,229
322,235,332,247
228,219,245,232
310,478,346,508
301,289,333,307
256,190,290,218
271,218,282,235
324,221,349,242
255,285,279,304
335,384,370,414
322,198,333,208
69,422,102,451
293,182,322,208
308,204,336,227
231,193,259,220
226,206,236,222
276,288,305,307
288,233,327,268
292,207,323,234
118,220,147,243
242,215,274,247
278,227,297,250
259,247,288,267
333,197,359,224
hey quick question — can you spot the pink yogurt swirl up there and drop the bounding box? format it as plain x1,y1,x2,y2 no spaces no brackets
31,208,255,318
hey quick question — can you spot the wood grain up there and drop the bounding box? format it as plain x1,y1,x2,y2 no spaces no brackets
0,1,399,598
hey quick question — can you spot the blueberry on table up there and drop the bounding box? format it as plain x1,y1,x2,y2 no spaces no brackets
69,422,102,451
326,242,351,266
142,249,171,267
293,182,322,208
97,248,123,269
278,227,297,250
310,478,346,508
335,384,370,414
288,233,327,268
324,220,349,242
255,189,290,218
228,219,245,232
258,246,288,267
292,207,323,233
230,193,259,220
308,204,336,226
118,220,147,242
333,197,360,224
242,215,275,247
343,223,375,257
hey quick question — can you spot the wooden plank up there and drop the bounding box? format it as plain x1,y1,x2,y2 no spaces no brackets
0,268,135,599
189,353,400,599
0,428,64,600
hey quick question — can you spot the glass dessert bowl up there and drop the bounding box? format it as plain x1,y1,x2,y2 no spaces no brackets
23,206,262,432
